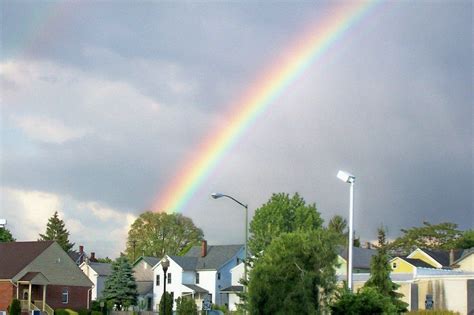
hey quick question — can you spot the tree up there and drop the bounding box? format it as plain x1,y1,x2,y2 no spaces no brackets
96,257,113,263
247,229,339,315
388,221,462,254
38,211,74,252
126,212,203,260
249,193,323,254
455,229,474,249
159,292,173,315
0,227,15,242
176,296,198,315
330,287,397,315
102,255,138,310
364,227,408,313
8,299,21,315
328,215,347,235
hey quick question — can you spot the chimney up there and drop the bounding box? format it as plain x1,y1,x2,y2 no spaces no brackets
201,240,207,257
365,242,371,249
79,245,84,254
90,252,96,262
449,249,455,266
79,245,84,264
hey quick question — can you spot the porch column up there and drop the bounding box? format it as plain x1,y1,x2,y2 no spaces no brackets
28,283,32,311
42,285,47,311
16,283,19,299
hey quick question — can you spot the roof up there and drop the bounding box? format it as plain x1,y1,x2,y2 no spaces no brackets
18,272,50,285
134,256,161,268
184,244,243,270
453,247,474,265
88,262,112,276
182,284,209,293
337,246,377,269
221,285,243,293
420,248,463,267
136,281,153,296
0,241,55,279
402,258,436,268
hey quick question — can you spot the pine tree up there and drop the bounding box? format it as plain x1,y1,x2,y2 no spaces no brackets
102,255,138,310
0,227,15,242
38,211,74,252
364,227,408,313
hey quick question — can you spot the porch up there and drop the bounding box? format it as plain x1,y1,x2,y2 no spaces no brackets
16,272,53,315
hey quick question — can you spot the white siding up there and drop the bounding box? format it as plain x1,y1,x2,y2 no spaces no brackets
153,257,185,311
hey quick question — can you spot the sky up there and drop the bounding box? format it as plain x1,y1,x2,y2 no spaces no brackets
1,0,472,258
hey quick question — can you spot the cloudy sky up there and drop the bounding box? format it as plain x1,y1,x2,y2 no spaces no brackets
1,1,472,258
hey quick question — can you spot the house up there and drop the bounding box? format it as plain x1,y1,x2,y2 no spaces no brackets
404,248,463,269
0,241,94,315
69,245,98,266
152,240,244,311
335,246,377,275
132,256,160,311
80,261,112,301
221,261,245,312
451,247,474,272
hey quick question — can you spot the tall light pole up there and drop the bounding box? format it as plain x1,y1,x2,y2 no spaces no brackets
337,170,355,291
211,193,248,290
161,257,170,315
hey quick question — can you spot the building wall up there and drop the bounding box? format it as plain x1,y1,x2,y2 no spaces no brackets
197,270,216,305
457,255,474,272
46,285,91,310
80,264,98,300
0,281,15,311
153,259,184,311
133,261,154,282
416,278,469,314
391,258,415,273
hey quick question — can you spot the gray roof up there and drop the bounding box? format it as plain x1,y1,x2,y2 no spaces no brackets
338,246,377,269
221,285,243,293
182,284,209,293
89,262,112,276
185,244,243,270
420,248,463,267
136,281,153,296
142,256,161,267
402,258,435,268
454,247,474,265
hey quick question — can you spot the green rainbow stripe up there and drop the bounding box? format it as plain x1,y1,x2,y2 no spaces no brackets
153,0,380,213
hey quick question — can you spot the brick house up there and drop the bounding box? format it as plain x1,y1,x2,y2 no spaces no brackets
0,241,93,315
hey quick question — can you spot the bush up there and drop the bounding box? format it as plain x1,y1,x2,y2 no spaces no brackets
176,296,198,315
8,299,21,315
91,312,103,315
330,287,398,315
55,309,69,315
65,309,78,315
405,311,460,315
77,309,90,315
158,292,173,315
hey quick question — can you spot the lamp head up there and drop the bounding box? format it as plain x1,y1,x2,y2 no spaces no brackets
337,170,355,183
162,257,170,271
211,192,224,199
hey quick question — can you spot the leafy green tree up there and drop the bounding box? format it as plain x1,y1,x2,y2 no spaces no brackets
455,229,474,249
388,221,462,254
365,227,408,313
330,287,398,315
102,255,138,310
328,215,347,246
38,211,74,252
249,193,323,254
126,212,203,259
176,296,197,315
247,229,338,315
158,292,173,315
0,227,15,242
96,257,113,263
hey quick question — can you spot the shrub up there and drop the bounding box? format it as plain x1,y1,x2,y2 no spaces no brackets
91,312,103,315
77,309,90,315
176,296,198,315
405,311,460,315
65,309,78,315
55,309,69,315
8,299,21,315
330,287,398,315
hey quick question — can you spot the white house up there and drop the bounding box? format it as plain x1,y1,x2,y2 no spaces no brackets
133,256,161,311
152,241,244,311
221,261,245,311
79,261,112,301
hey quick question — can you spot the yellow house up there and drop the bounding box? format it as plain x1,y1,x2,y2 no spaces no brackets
452,248,474,272
390,256,435,273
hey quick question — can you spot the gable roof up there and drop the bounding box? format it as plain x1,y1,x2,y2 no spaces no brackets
402,258,436,268
134,256,161,268
419,248,463,267
169,256,198,270
88,262,112,276
0,241,55,279
337,246,377,269
453,247,474,265
185,244,243,270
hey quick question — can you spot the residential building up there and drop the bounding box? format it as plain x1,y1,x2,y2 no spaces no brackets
0,241,93,315
152,241,244,311
335,246,377,275
221,262,244,312
451,248,474,272
133,256,160,311
80,261,112,301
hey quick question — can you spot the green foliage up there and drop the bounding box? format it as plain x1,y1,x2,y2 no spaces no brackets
455,229,474,249
96,257,113,263
91,311,103,315
102,255,138,310
249,193,323,254
388,221,462,254
55,309,69,315
247,229,338,315
405,310,460,315
176,296,198,315
8,299,21,315
38,211,74,252
65,309,78,315
364,227,408,313
126,211,203,259
0,227,15,242
330,286,398,315
158,292,173,315
77,309,90,315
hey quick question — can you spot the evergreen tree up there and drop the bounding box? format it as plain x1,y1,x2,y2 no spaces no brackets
102,255,138,310
0,227,15,242
364,227,408,313
176,296,197,315
159,292,173,315
38,211,74,252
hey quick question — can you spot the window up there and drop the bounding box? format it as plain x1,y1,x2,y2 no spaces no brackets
217,272,221,280
167,272,171,284
62,288,69,304
156,274,160,286
196,272,200,284
392,262,397,269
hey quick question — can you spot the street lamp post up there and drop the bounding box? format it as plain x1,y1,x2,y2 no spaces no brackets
337,170,356,291
211,193,248,291
161,257,170,315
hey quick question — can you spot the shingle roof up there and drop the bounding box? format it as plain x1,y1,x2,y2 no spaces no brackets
221,285,243,293
421,249,463,267
168,256,198,270
182,284,209,293
142,256,161,268
0,241,55,279
185,245,243,270
337,246,377,269
453,247,474,265
89,262,112,276
402,258,435,268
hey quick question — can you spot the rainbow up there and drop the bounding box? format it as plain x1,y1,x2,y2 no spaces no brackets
153,0,380,213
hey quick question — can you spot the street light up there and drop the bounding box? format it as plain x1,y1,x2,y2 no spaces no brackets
162,257,170,315
211,193,249,289
337,170,355,291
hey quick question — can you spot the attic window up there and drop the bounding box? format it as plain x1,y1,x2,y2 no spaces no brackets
62,288,69,304
392,262,397,269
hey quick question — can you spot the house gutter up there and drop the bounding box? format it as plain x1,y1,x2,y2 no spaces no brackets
87,285,94,309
